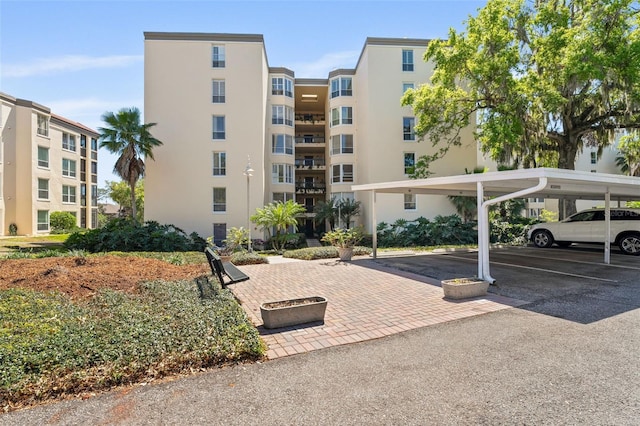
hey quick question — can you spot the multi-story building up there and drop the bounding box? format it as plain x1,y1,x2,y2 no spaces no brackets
0,92,99,235
143,32,479,243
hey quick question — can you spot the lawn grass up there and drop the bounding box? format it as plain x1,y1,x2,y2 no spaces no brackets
0,275,265,411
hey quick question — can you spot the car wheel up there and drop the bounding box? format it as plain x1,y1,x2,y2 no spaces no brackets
556,241,572,248
532,230,554,248
618,233,640,255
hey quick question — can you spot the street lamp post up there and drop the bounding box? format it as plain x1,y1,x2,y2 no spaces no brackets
244,159,254,252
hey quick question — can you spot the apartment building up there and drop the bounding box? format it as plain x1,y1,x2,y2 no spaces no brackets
0,92,99,236
143,33,479,242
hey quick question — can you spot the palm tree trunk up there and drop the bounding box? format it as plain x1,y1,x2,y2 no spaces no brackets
130,179,138,223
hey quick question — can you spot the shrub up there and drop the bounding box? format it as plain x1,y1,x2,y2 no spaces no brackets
8,223,17,236
0,278,265,408
64,219,207,253
230,252,269,265
50,212,78,233
283,246,371,260
377,215,476,247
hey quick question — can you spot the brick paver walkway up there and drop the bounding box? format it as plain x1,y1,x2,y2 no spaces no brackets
231,256,526,359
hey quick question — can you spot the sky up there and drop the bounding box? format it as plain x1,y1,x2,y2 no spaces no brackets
0,0,487,188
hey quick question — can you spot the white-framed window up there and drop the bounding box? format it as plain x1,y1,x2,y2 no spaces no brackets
213,152,226,176
403,82,415,93
38,178,49,200
590,151,597,164
81,184,87,207
212,45,225,68
62,158,77,178
402,49,414,71
37,114,49,137
272,105,293,126
272,164,294,184
331,134,354,155
91,138,98,151
403,117,415,141
91,185,98,206
37,210,49,231
330,77,353,98
212,115,225,139
273,192,294,203
272,134,294,154
62,132,76,151
62,185,76,203
37,146,49,168
271,77,293,97
404,193,416,210
212,80,225,103
330,107,353,127
213,187,226,212
332,164,354,183
212,223,226,246
404,152,415,175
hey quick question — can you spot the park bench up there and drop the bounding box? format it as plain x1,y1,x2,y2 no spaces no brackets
204,247,250,288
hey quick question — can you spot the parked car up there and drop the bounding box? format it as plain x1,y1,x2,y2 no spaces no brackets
527,208,640,255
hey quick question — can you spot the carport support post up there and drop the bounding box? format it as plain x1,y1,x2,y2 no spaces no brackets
477,182,486,280
372,190,377,259
605,189,611,264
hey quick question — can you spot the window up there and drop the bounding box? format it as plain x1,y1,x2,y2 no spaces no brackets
81,183,87,206
402,49,414,71
62,159,76,178
37,210,49,231
590,152,597,164
213,152,226,176
330,107,353,127
212,80,225,103
212,45,225,68
284,78,293,97
38,178,49,200
62,133,76,151
404,193,416,210
272,134,293,154
212,223,227,246
272,106,293,126
331,134,354,155
212,116,225,139
91,138,97,151
403,117,415,141
213,187,226,212
332,164,354,183
37,146,49,168
404,152,415,175
91,185,98,206
272,164,294,184
273,192,294,203
37,114,49,136
272,77,284,95
330,77,353,98
62,185,76,203
403,82,414,93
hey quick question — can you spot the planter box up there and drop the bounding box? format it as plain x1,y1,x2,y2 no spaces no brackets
337,247,354,261
260,296,328,329
441,278,489,300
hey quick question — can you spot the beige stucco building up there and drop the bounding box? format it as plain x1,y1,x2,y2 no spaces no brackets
0,92,99,236
143,33,481,243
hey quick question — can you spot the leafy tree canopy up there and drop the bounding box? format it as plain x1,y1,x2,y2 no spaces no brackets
106,180,144,222
403,0,640,216
616,131,640,176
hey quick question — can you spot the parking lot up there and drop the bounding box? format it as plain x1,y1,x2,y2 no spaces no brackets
376,244,640,324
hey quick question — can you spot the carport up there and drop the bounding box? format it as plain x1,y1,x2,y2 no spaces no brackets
352,168,640,283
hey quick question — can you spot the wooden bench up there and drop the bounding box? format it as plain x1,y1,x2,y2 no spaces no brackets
204,247,250,288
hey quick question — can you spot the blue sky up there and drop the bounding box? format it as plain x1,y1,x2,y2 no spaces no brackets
0,0,487,186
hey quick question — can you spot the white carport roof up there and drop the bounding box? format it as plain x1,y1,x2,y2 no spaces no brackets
352,168,640,283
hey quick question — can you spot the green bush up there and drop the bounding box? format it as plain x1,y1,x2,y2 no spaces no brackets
377,215,477,247
50,212,78,234
0,278,265,408
64,219,207,253
230,252,269,265
283,246,372,260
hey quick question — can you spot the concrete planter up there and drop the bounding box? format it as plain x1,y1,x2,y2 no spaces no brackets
260,296,328,329
441,278,489,300
337,247,354,261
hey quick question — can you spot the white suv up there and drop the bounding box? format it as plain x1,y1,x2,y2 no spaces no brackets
528,208,640,255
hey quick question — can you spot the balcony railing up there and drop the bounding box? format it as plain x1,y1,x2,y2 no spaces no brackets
295,136,325,144
295,114,325,124
295,159,325,169
295,183,326,194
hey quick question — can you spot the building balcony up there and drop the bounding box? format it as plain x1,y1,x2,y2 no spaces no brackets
295,136,325,145
295,183,326,194
295,159,325,170
295,114,325,125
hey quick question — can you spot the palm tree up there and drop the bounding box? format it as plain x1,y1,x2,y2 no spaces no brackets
98,107,163,223
314,197,338,231
337,198,361,229
251,200,306,252
615,132,640,177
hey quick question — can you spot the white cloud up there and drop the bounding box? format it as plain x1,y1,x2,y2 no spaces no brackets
2,55,143,78
289,50,360,78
